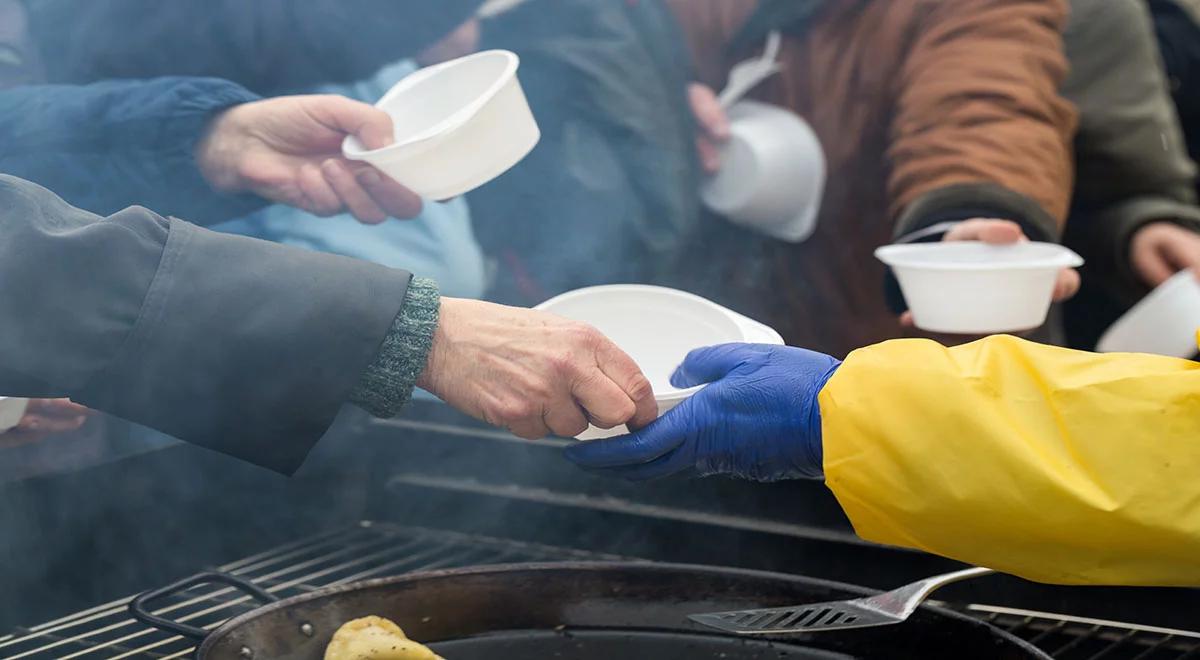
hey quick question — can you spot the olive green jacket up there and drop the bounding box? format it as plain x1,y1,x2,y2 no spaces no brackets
1064,0,1200,300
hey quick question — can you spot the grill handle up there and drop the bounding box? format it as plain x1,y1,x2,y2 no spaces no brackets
128,571,279,641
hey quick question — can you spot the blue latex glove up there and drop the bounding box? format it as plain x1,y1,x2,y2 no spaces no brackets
564,343,841,481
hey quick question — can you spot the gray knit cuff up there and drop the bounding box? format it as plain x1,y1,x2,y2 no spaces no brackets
348,277,440,418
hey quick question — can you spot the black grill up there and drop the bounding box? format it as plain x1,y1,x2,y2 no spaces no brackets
3,522,1196,659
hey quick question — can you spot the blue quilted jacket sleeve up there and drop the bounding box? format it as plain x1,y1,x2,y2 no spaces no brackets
0,76,266,224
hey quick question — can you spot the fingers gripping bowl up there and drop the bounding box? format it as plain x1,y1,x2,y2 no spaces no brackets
535,285,784,439
876,241,1083,334
343,50,539,201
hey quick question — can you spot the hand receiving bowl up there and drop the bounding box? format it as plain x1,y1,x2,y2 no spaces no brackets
535,285,784,439
342,50,540,201
876,241,1083,334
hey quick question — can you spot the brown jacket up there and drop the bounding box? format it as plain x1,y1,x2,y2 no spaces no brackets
665,0,1076,355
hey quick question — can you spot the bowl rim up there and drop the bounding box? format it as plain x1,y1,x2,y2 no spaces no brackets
1096,269,1200,354
875,240,1083,272
343,49,520,159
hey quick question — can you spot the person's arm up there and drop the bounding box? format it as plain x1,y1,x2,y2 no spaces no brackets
821,334,1200,586
888,0,1075,244
27,0,485,93
0,176,656,473
1151,0,1200,128
0,77,264,222
0,175,414,472
0,80,422,224
567,335,1200,586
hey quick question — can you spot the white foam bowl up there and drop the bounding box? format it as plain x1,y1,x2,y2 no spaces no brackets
0,397,28,432
1097,270,1200,358
875,241,1083,334
343,50,540,201
700,100,825,243
534,284,783,439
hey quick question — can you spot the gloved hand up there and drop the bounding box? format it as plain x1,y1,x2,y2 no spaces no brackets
563,343,841,482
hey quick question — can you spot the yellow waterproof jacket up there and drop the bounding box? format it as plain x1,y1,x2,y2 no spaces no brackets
819,334,1200,586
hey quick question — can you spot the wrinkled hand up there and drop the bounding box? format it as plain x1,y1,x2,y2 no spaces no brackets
0,399,91,449
689,83,730,174
196,94,422,224
898,219,1081,327
564,343,839,482
1130,221,1200,287
417,299,658,439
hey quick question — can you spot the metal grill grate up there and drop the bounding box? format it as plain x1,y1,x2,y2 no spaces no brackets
0,522,626,659
958,604,1200,660
3,522,1197,659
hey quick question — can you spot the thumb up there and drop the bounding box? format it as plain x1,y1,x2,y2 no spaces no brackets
563,404,690,470
312,95,395,150
670,343,754,388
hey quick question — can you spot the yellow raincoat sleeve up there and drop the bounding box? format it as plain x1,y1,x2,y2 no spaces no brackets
819,334,1200,586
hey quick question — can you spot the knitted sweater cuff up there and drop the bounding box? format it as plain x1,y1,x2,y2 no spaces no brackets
348,277,440,418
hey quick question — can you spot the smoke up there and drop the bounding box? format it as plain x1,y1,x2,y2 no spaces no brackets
0,411,378,630
0,0,766,633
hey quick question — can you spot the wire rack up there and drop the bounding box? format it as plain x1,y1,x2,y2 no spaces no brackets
0,522,626,659
958,604,1200,660
2,521,1196,659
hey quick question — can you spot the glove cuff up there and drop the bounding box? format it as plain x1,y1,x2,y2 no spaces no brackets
799,359,842,479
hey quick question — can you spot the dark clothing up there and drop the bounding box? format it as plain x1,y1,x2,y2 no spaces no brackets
25,0,485,95
1064,0,1200,301
1151,0,1200,191
1062,0,1200,349
0,23,443,473
0,175,414,474
472,0,701,303
0,77,265,222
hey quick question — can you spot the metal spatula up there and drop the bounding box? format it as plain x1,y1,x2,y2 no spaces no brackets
689,566,994,635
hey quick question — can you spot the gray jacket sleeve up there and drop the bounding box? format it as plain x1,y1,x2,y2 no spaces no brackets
1064,0,1200,299
0,175,422,473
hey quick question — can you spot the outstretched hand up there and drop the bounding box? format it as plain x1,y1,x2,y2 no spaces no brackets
196,94,423,224
417,299,658,440
564,343,839,482
898,219,1080,328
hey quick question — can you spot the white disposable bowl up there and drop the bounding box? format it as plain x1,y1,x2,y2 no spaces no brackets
0,397,28,432
875,241,1083,334
534,284,783,439
343,50,540,201
700,100,825,243
1097,270,1200,358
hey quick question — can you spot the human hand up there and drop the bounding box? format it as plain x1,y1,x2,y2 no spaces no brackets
1130,221,1200,288
688,83,730,175
898,219,1081,327
0,399,91,449
196,94,422,224
416,299,658,439
564,343,839,482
